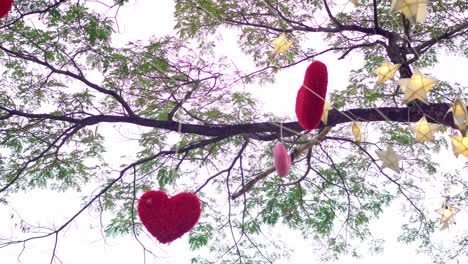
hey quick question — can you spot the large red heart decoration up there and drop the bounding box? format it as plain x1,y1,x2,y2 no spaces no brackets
137,190,202,244
273,143,291,177
295,61,328,130
0,0,13,19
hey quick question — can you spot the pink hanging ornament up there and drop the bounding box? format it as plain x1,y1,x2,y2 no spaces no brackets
273,143,291,177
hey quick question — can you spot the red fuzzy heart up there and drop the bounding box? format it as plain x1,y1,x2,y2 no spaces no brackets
0,0,13,19
295,61,328,130
273,143,291,177
137,190,202,244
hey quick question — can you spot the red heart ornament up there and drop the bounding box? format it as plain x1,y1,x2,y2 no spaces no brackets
295,61,328,130
273,143,291,177
0,0,13,19
137,190,202,244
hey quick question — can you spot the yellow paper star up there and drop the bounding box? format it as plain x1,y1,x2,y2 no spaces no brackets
352,122,362,143
410,116,438,142
374,61,401,85
321,100,332,124
435,204,460,227
390,0,428,24
448,98,468,135
349,0,359,5
272,33,293,54
398,69,438,105
450,134,468,158
375,145,402,173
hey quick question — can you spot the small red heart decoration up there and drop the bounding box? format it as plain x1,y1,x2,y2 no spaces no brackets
137,190,202,244
0,0,13,19
295,61,328,130
273,143,291,177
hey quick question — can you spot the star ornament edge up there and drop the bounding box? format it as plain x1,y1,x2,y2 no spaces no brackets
450,134,468,158
321,100,332,124
449,98,468,134
390,0,428,24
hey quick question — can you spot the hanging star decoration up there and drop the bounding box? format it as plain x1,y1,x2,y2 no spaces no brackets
374,61,401,85
435,203,460,231
390,0,428,24
450,134,468,158
398,69,438,105
321,100,332,125
272,33,293,54
352,122,362,143
348,0,359,6
448,98,468,136
375,145,402,173
410,116,438,142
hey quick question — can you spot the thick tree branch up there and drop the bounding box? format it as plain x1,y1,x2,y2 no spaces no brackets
1,103,457,139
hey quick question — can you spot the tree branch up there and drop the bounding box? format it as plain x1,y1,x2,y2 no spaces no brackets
414,21,468,54
0,46,136,117
1,103,457,139
231,126,332,200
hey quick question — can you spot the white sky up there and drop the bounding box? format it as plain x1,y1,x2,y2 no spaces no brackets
1,1,468,263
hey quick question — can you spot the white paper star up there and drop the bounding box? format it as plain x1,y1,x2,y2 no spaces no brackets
391,0,428,24
410,116,438,142
375,145,402,173
435,204,460,229
398,69,438,105
374,61,401,85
